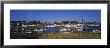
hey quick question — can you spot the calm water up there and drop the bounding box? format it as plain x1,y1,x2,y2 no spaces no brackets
83,26,101,31
44,26,63,33
44,26,101,33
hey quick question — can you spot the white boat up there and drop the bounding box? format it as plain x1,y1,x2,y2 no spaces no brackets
25,32,32,33
60,28,67,32
65,25,71,27
45,25,56,27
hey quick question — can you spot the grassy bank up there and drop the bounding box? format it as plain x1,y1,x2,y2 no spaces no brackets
39,32,101,39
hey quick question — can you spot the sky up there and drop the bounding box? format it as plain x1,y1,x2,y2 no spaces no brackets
10,10,101,22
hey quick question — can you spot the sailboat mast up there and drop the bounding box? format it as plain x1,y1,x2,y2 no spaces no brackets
82,16,84,25
82,16,85,32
